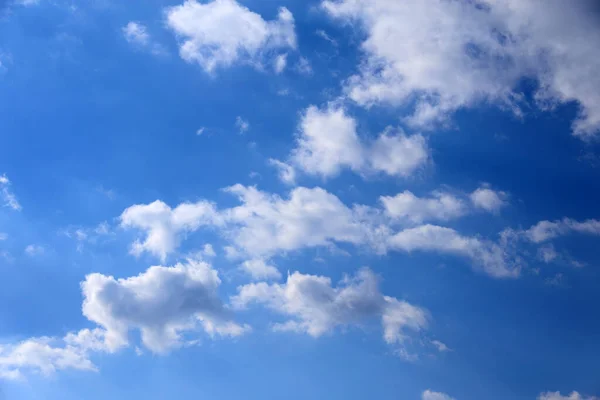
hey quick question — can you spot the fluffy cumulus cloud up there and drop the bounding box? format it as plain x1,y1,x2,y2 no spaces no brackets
232,268,428,349
82,260,249,354
389,225,521,278
166,0,296,73
381,191,466,223
0,329,105,380
322,0,600,138
0,174,21,211
288,105,429,179
120,199,221,260
222,184,387,258
524,218,600,243
422,390,456,400
470,186,508,212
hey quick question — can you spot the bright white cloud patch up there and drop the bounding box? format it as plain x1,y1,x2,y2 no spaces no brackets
290,105,429,179
322,0,600,138
389,225,520,278
470,186,507,212
24,244,45,256
82,260,249,354
0,174,21,211
422,390,456,400
166,0,296,73
538,392,598,400
120,199,221,260
232,268,428,349
381,191,466,223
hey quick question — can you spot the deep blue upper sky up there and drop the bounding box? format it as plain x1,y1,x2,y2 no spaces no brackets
0,1,599,400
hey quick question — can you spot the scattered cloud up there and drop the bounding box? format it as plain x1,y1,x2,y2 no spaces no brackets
422,390,456,400
240,258,281,281
166,0,296,73
122,22,166,56
389,225,521,278
381,191,466,224
120,199,221,260
431,339,451,353
315,29,338,47
24,244,45,257
289,104,429,179
82,260,249,354
232,268,428,352
274,53,287,74
524,218,600,243
295,56,313,75
235,116,250,133
196,127,205,136
0,174,21,211
470,186,508,213
538,392,598,400
322,0,600,138
0,329,104,380
268,159,296,185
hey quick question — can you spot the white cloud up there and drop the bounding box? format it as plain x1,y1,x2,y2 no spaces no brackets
24,244,45,257
82,260,249,354
222,184,386,258
196,127,205,136
322,0,600,138
0,174,21,211
123,22,150,46
431,339,451,352
389,225,520,278
268,159,296,185
524,218,600,243
166,0,296,73
422,390,456,400
240,259,281,281
274,53,287,74
0,233,7,241
538,244,558,263
232,268,428,348
381,191,466,223
0,329,104,380
315,29,338,47
295,56,313,75
470,186,507,212
538,392,598,400
236,116,250,133
119,184,522,278
122,22,166,56
120,199,221,260
290,105,429,179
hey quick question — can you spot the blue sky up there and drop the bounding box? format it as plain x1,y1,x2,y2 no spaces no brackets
0,0,600,399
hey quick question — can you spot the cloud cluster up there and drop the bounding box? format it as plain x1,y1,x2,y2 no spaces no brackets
232,268,428,351
538,392,598,400
422,391,456,400
322,0,600,138
121,184,518,278
166,0,296,73
524,218,600,243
